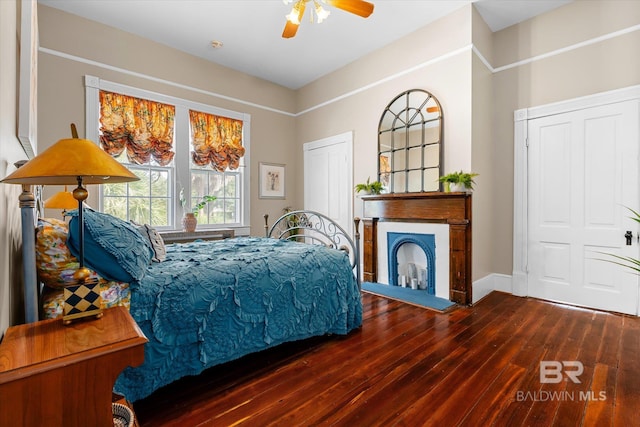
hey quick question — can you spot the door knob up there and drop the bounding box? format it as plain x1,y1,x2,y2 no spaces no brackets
625,230,633,245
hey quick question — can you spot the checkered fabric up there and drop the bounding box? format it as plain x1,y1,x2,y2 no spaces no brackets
63,282,102,316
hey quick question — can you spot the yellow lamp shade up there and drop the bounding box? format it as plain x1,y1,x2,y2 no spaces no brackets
44,188,78,209
1,138,138,185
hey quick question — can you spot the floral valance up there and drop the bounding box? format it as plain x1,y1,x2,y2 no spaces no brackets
99,91,175,166
189,110,245,172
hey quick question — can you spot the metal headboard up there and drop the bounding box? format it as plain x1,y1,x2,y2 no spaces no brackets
265,210,361,287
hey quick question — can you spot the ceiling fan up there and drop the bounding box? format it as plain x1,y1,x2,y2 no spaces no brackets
282,0,375,39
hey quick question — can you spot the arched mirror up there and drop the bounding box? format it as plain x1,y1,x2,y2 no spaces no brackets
378,89,443,193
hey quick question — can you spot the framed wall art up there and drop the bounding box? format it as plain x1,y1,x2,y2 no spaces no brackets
259,162,285,199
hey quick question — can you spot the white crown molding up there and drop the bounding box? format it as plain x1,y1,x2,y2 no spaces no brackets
40,22,640,117
39,47,295,117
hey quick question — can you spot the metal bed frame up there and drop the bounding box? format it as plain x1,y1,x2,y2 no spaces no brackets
265,210,361,287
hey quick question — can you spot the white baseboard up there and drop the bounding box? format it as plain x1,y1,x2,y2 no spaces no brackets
472,273,513,304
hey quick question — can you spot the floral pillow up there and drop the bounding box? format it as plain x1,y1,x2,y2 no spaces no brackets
35,218,102,289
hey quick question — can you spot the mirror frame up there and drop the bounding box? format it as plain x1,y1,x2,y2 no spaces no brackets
378,89,443,193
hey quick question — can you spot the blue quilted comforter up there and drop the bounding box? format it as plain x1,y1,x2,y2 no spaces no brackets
114,237,362,402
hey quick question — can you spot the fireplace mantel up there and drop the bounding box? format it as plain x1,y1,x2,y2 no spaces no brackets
361,192,472,305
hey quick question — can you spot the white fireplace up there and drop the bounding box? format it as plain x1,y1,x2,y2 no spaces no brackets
376,222,450,300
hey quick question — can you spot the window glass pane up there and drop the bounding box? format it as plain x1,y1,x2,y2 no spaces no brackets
151,198,169,226
128,197,150,224
129,169,150,197
209,173,224,198
191,171,207,198
103,197,127,219
225,199,237,222
151,170,168,197
104,182,126,197
225,174,238,198
208,199,225,224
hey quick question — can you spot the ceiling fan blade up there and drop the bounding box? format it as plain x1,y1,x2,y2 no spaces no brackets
282,21,300,38
326,0,374,18
282,0,306,38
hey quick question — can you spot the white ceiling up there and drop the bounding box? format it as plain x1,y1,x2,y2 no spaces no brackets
38,0,571,89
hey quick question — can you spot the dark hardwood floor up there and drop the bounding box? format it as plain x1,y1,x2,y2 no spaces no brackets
133,291,640,426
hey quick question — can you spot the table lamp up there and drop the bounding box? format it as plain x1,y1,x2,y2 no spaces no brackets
2,124,138,323
44,185,78,218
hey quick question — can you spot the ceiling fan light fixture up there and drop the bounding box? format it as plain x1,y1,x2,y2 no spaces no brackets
314,1,330,23
286,9,300,24
286,0,304,24
282,0,373,38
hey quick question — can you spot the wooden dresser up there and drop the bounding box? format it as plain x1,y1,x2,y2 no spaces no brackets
0,306,147,426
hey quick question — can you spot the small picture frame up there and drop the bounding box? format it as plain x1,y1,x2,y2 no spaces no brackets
259,162,285,199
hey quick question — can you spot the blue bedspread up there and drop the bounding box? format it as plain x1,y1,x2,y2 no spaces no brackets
114,237,362,402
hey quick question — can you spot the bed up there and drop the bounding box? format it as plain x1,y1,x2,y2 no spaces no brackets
19,201,363,402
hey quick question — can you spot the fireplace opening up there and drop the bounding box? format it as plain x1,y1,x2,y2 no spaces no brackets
387,232,436,295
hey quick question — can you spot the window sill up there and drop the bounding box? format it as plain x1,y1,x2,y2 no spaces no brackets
160,229,234,244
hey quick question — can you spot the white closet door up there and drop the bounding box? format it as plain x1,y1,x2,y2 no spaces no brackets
528,100,639,314
303,132,353,236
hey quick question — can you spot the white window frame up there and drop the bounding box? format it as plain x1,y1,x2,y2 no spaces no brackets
84,75,251,232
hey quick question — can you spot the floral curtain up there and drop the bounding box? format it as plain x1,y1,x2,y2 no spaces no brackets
99,91,175,166
189,110,245,172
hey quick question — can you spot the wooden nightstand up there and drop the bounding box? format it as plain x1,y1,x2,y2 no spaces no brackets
0,306,147,427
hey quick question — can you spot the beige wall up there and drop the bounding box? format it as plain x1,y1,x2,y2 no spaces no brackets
37,5,300,235
296,5,481,276
491,0,640,275
470,7,494,281
1,0,31,333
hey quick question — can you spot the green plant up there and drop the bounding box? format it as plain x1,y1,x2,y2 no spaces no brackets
438,170,479,191
355,177,384,195
179,187,216,218
598,207,640,273
192,195,216,218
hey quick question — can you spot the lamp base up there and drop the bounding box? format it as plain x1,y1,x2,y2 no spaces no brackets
62,279,103,325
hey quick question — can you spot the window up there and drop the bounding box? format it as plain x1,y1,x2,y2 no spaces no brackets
85,76,250,231
99,91,175,226
188,110,244,226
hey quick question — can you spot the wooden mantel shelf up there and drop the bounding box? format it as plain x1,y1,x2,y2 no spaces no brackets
0,306,147,427
360,192,472,305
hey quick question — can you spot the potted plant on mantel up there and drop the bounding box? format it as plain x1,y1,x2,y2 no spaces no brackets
179,188,216,232
355,177,384,195
439,171,479,192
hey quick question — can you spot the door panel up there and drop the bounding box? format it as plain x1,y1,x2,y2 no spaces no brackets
528,101,639,314
303,133,353,236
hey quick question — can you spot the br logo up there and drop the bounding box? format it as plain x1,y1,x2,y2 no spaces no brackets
540,361,584,384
